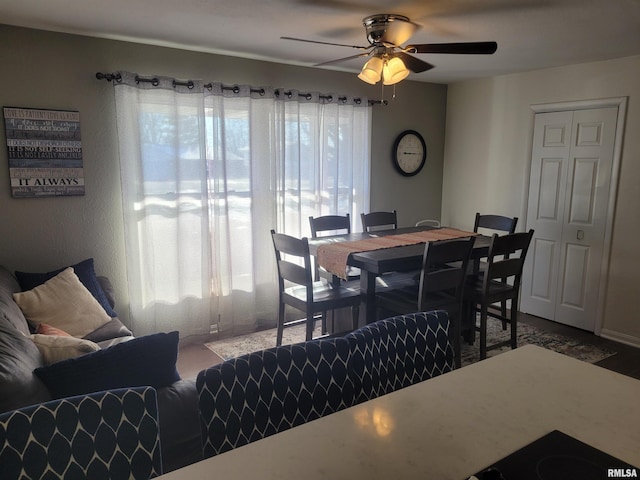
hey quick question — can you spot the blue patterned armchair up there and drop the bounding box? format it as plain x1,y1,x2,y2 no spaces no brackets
346,310,455,403
0,387,162,480
197,337,354,458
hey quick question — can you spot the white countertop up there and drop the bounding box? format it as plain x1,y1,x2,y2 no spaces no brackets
160,345,640,479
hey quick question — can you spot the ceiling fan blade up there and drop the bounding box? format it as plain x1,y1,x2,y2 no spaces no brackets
406,41,498,55
292,0,390,13
281,36,369,50
314,51,373,67
396,52,434,74
382,19,420,46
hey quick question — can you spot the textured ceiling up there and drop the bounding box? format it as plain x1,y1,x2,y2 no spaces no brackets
1,0,640,83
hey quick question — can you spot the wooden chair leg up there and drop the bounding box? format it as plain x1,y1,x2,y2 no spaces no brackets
510,307,518,350
277,302,285,346
351,305,359,331
305,312,315,341
452,311,462,369
479,306,488,360
463,301,476,345
329,310,335,334
501,300,508,330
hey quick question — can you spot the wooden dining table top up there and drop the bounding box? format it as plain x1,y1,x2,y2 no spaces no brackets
308,225,492,325
308,225,491,275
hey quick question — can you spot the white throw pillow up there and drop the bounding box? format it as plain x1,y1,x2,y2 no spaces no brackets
30,334,100,365
13,267,111,338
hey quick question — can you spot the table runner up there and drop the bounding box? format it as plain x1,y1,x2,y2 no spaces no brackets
317,227,477,279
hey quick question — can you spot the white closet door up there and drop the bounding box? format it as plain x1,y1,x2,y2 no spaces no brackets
521,106,618,331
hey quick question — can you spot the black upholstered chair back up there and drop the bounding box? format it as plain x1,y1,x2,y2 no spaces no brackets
346,311,455,403
0,387,162,480
197,337,354,458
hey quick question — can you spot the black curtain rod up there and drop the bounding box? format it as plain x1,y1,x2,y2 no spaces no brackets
96,72,387,106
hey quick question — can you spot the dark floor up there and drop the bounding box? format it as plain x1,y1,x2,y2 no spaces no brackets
518,312,640,380
176,312,640,380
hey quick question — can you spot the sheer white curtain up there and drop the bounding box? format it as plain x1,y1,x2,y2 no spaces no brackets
275,91,371,236
114,73,370,337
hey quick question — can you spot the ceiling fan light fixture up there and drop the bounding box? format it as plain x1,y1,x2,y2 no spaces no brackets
357,56,384,84
283,13,498,86
382,56,410,85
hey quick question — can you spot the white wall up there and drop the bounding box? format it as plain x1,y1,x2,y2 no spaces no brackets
0,25,446,332
442,55,640,345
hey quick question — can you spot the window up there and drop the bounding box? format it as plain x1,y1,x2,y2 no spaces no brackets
114,74,370,336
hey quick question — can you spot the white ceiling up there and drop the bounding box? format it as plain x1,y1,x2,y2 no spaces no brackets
1,0,640,84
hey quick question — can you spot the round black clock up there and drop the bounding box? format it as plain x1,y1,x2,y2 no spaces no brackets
392,130,427,177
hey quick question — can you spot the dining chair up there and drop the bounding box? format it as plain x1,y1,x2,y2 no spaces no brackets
473,212,518,235
462,229,534,360
0,387,163,480
375,237,475,368
361,210,398,232
197,337,355,458
271,230,360,345
473,212,519,325
415,219,441,227
360,209,421,292
308,214,360,282
345,310,455,403
309,213,351,238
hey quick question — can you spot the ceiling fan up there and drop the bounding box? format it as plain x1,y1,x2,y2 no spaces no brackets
282,14,497,85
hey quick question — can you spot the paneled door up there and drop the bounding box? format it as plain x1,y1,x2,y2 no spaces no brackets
520,106,619,331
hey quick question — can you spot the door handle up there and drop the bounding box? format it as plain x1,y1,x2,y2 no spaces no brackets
577,230,585,240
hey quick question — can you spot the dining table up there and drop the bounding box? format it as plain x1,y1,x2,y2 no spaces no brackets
308,225,491,325
157,345,640,479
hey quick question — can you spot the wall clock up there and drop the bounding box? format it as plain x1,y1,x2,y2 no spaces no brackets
392,130,427,177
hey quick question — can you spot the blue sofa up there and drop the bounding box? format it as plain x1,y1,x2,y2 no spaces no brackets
0,265,202,473
197,310,455,458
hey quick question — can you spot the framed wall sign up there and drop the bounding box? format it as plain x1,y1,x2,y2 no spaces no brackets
3,107,85,197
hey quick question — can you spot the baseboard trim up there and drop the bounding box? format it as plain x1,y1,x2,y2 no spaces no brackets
600,329,640,349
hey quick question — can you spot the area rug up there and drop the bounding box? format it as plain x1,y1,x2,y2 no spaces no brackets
458,322,617,365
205,320,617,366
